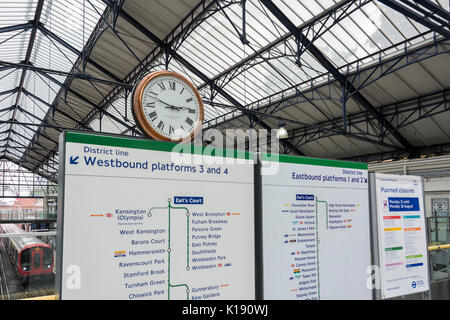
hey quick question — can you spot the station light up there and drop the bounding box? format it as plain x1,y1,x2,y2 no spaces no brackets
276,123,289,139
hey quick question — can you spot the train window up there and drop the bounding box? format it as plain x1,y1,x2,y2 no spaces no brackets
33,252,42,269
20,248,31,270
43,247,53,268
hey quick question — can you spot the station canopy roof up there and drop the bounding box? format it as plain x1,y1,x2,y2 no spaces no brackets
0,0,449,181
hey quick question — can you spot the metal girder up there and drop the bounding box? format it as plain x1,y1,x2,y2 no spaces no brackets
396,0,449,27
100,0,303,155
1,146,50,152
1,154,57,184
117,6,304,156
208,88,450,154
378,0,450,39
10,128,52,151
5,0,45,151
0,66,13,73
0,120,72,130
76,0,227,136
36,70,138,134
24,147,55,167
205,36,449,147
15,120,59,146
83,0,227,128
209,35,449,125
197,0,371,93
22,88,93,130
16,106,62,134
207,100,400,151
18,0,130,172
0,22,33,34
345,142,450,163
259,0,414,152
9,137,48,160
16,151,58,179
287,89,450,150
37,25,122,82
418,0,450,22
0,61,133,89
0,88,19,97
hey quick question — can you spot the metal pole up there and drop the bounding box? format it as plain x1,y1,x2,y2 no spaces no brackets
422,176,433,300
368,172,382,300
254,153,263,300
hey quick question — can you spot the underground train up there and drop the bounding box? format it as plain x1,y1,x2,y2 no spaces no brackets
0,224,54,283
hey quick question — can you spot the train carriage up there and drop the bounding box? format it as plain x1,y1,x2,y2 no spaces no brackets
0,224,54,284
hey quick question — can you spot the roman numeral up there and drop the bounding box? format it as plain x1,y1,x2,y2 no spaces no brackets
186,97,193,103
169,126,174,135
157,121,164,130
188,108,196,114
180,88,185,95
185,117,194,126
158,82,166,91
146,102,155,108
148,111,157,119
169,81,176,91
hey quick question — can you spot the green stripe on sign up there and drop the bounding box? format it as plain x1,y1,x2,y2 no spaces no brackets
385,247,403,251
406,254,423,259
65,131,253,160
261,153,367,170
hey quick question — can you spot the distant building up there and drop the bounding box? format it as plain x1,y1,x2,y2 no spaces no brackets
0,198,44,219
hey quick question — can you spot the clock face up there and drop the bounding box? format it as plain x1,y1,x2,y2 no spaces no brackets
132,71,204,142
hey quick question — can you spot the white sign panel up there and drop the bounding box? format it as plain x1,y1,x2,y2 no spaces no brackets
57,132,255,300
374,173,429,299
261,155,372,300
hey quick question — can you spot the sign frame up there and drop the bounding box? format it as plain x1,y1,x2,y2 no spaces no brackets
257,153,372,300
55,130,256,300
369,172,431,300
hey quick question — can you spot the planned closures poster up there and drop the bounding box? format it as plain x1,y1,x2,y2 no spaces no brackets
261,155,372,300
374,173,429,299
57,132,255,300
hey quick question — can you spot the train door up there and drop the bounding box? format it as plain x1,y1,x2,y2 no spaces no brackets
31,248,43,274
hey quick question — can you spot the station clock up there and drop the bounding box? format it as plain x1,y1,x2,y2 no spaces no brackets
132,70,204,142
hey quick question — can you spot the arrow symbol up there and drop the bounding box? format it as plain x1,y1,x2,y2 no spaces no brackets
70,156,79,165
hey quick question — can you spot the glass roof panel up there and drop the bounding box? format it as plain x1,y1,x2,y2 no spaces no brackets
40,0,106,52
30,31,79,71
0,29,31,63
176,0,290,80
2,0,448,164
0,0,37,26
0,0,107,161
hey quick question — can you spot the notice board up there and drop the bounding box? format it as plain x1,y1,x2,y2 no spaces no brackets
371,173,430,299
56,131,255,300
260,154,372,300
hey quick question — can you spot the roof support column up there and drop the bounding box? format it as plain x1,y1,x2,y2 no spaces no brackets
378,0,450,38
5,0,45,151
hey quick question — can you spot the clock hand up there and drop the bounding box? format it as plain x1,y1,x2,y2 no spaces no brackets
164,105,183,111
147,92,175,108
180,106,196,112
162,102,194,111
147,93,191,111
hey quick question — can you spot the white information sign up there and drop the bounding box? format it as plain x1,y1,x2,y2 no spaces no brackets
57,132,255,300
374,173,429,299
261,155,372,300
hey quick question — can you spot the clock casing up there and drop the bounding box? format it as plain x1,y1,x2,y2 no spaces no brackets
132,71,204,142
